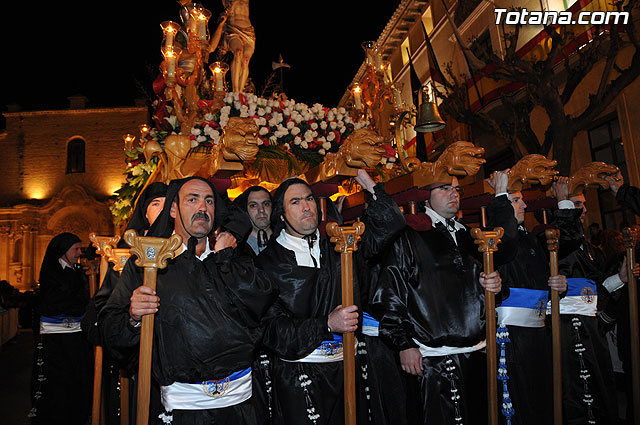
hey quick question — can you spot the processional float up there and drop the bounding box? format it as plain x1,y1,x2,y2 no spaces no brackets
97,2,640,424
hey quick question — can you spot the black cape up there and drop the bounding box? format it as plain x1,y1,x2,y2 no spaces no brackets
256,183,405,425
487,195,553,425
550,206,617,425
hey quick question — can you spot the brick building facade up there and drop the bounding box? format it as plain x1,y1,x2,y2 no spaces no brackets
0,100,148,291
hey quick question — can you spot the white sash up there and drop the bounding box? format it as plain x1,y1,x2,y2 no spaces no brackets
161,369,252,411
414,338,486,357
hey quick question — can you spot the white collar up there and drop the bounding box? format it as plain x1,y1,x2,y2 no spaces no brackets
58,257,73,269
173,231,213,261
424,206,465,231
276,228,321,268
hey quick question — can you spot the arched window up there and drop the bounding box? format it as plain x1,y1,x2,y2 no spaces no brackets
66,138,85,174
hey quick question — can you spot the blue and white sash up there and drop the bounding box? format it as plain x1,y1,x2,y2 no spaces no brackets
283,334,350,363
161,367,252,411
551,278,597,316
496,288,548,328
362,312,379,337
40,314,83,334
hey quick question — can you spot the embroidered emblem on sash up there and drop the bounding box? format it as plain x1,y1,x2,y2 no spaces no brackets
202,378,230,398
320,341,343,357
62,318,75,328
580,287,595,304
535,299,546,318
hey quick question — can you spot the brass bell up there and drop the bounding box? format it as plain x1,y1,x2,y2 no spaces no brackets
414,88,445,133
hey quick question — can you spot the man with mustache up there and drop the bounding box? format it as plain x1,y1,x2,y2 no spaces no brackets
256,170,405,425
371,176,502,425
101,177,277,424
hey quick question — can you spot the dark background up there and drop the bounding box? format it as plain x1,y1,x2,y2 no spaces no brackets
1,0,400,115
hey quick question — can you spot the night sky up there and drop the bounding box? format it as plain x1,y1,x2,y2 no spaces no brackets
2,0,401,115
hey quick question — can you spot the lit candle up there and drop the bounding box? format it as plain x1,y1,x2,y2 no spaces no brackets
123,134,135,152
213,66,223,90
353,85,362,110
166,27,175,48
198,13,207,40
166,51,176,78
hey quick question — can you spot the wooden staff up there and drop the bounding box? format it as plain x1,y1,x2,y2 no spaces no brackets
623,225,640,422
326,221,365,425
124,229,182,425
470,227,503,425
545,228,563,425
104,245,133,425
89,234,120,425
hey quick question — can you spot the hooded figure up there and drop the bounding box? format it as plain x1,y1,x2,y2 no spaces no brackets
100,176,276,425
81,182,168,424
83,182,168,345
123,181,168,238
30,232,92,425
256,173,405,425
233,185,273,255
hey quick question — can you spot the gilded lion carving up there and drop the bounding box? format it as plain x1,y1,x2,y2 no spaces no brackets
414,141,486,185
147,116,261,183
219,117,259,162
568,161,619,195
305,128,385,184
502,154,558,191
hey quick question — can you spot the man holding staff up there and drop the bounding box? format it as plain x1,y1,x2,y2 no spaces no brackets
256,170,404,425
486,170,567,425
550,177,635,424
100,176,277,424
371,176,502,425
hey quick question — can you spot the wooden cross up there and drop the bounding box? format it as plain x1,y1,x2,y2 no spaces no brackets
326,221,365,425
545,228,563,425
623,225,640,423
470,227,503,425
123,229,182,425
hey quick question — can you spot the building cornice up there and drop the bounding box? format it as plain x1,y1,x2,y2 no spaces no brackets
2,106,147,118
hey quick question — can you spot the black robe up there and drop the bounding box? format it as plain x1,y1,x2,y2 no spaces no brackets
31,261,91,425
100,246,276,424
616,184,640,216
487,195,553,425
551,207,617,425
256,183,405,425
371,212,495,425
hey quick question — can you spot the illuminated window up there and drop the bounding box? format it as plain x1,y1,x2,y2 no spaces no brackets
422,6,434,35
401,38,411,66
66,138,85,174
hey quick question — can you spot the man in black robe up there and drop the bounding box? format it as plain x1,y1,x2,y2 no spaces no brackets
371,176,502,425
550,177,636,424
233,185,273,256
233,185,276,424
30,232,91,425
100,176,277,424
603,172,640,423
82,181,167,424
486,170,567,425
256,170,405,425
